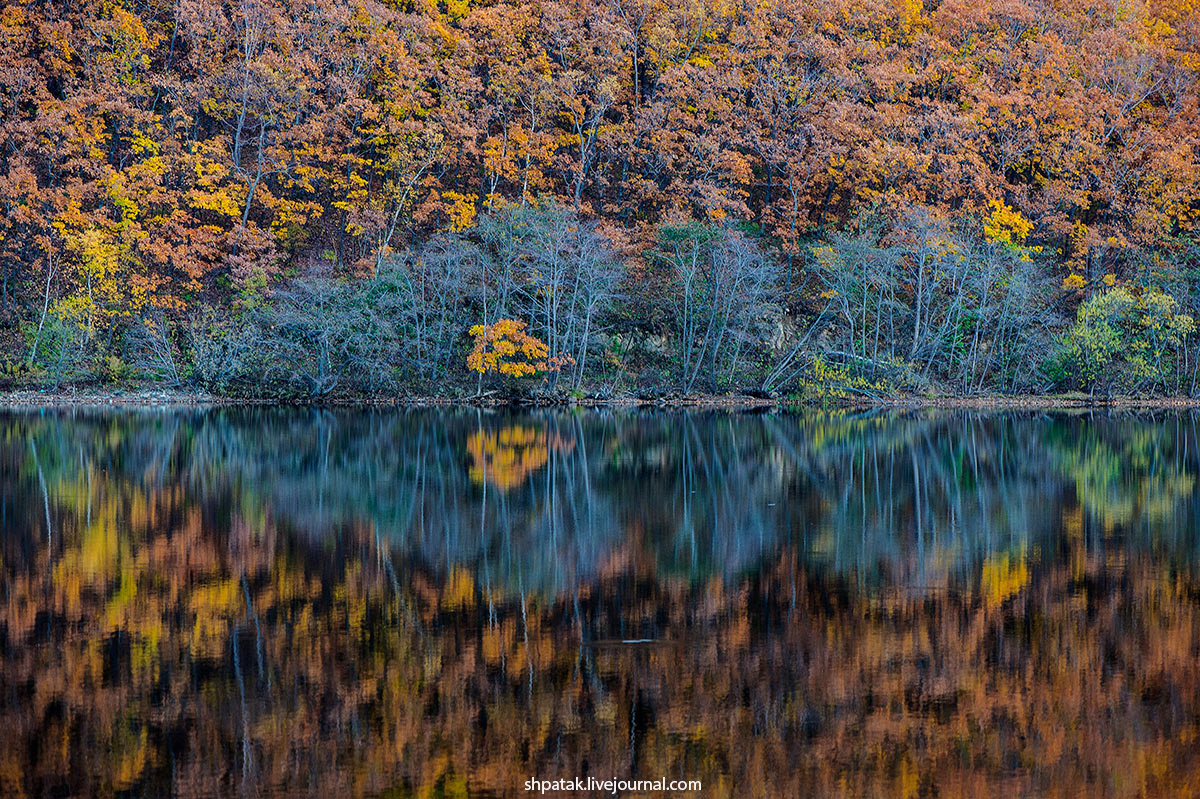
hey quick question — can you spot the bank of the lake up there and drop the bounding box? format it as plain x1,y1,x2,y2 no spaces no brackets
8,387,1200,410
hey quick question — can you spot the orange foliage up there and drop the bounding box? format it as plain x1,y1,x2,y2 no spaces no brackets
466,424,576,490
466,319,571,377
2,0,1200,356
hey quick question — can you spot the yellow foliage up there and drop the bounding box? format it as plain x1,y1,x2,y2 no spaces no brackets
466,425,575,491
982,199,1032,246
798,355,889,402
441,190,478,232
441,567,476,610
466,319,569,377
981,550,1029,608
895,0,925,38
96,7,159,85
1062,273,1087,291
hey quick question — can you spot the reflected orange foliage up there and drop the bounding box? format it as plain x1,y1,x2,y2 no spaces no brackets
466,424,576,490
4,410,1200,797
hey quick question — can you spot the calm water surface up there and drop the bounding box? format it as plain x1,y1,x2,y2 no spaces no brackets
2,408,1200,798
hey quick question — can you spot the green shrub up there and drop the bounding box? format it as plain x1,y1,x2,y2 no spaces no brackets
1060,286,1194,394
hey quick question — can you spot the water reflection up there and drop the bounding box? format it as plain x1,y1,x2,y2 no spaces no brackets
2,408,1200,797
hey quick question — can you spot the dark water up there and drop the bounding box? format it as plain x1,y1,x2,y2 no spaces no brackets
2,408,1200,798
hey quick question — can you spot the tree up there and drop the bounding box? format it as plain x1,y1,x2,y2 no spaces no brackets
654,222,779,391
1062,285,1195,395
466,318,569,380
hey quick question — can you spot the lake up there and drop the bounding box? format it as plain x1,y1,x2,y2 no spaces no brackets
2,407,1199,797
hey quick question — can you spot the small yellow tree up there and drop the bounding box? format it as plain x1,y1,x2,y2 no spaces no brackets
982,199,1032,246
466,319,570,377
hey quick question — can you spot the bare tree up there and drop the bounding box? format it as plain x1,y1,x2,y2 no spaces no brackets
252,269,363,396
509,203,624,389
807,207,1058,394
125,312,185,387
655,222,780,392
468,202,625,391
186,309,259,392
376,238,476,386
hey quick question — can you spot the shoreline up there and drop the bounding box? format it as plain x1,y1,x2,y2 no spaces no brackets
4,388,1200,411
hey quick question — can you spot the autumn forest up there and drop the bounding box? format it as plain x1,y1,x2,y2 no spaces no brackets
2,0,1200,398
